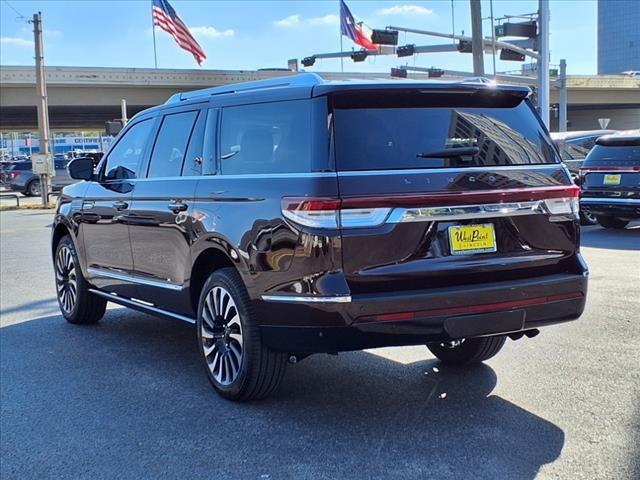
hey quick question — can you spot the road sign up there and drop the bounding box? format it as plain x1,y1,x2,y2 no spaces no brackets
598,118,611,129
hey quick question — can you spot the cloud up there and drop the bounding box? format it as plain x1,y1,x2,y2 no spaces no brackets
377,5,433,16
190,26,234,38
274,14,301,27
306,14,339,26
0,37,34,47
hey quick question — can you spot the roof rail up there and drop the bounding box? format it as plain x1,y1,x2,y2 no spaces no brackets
165,72,324,103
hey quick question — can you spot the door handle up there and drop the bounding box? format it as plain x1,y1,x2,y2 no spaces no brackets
168,202,188,213
113,201,128,211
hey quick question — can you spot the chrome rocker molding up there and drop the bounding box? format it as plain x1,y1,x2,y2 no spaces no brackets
87,267,183,291
261,294,352,303
89,289,196,324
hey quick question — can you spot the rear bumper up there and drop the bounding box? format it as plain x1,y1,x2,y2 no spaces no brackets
580,197,640,218
259,270,588,353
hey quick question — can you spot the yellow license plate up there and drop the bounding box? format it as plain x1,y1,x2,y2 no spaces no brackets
603,174,621,185
448,224,497,255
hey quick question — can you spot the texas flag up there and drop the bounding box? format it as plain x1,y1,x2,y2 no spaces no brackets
340,0,378,51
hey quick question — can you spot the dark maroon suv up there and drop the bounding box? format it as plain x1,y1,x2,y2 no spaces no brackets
52,74,588,400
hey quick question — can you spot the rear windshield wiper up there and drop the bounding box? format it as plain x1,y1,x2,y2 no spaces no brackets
416,147,480,158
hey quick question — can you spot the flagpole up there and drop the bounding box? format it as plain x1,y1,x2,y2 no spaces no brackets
339,0,344,72
151,1,158,68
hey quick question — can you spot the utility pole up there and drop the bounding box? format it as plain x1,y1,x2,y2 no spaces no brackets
32,11,52,207
537,0,550,127
470,0,485,75
558,58,567,132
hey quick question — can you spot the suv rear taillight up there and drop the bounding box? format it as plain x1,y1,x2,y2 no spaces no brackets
10,172,20,179
281,198,391,229
282,186,579,229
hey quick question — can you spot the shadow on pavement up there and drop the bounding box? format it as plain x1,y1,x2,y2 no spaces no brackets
1,311,564,479
580,223,640,250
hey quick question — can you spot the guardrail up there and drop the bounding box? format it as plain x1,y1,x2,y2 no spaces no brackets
0,193,20,207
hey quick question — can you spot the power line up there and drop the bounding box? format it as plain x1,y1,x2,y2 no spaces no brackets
2,0,27,21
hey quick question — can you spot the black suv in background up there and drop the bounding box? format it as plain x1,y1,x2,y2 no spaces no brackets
53,74,588,401
579,131,640,228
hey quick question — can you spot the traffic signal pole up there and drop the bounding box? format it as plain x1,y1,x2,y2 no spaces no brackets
32,12,51,207
470,0,485,75
537,0,550,127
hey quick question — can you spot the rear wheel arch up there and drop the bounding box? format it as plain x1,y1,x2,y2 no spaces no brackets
190,247,237,316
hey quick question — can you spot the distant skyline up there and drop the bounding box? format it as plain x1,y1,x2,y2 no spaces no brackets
1,0,600,74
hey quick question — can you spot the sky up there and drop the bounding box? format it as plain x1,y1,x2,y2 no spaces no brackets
0,0,598,75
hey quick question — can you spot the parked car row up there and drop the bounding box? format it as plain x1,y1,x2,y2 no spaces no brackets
1,152,103,196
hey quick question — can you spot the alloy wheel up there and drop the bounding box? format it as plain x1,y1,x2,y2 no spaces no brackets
55,245,77,313
201,286,243,386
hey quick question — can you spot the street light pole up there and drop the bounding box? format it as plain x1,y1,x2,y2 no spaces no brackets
558,59,568,132
32,11,51,207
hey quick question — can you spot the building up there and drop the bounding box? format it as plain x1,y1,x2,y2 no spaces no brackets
597,0,640,74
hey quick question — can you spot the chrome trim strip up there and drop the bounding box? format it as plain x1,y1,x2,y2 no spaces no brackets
387,201,544,223
580,197,640,205
337,164,562,176
261,294,352,303
87,267,183,291
88,289,196,324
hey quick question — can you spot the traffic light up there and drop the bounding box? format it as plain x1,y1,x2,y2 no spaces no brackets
390,67,408,78
503,21,537,38
457,40,473,53
301,56,316,67
500,49,526,61
371,29,398,46
351,50,368,62
396,44,416,58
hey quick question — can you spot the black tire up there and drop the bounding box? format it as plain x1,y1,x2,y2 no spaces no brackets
197,268,287,401
596,215,629,229
427,336,507,366
54,235,106,324
27,179,41,197
579,206,598,226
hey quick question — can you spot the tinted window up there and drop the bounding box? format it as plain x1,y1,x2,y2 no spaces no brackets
219,100,311,175
584,145,640,165
148,111,198,178
54,159,70,169
555,140,590,161
11,162,32,171
104,119,153,180
333,98,557,170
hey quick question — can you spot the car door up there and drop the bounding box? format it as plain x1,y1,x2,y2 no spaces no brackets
80,117,155,297
127,107,204,315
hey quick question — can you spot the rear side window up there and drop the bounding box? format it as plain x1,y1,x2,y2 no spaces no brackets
104,119,153,180
148,111,198,178
219,100,311,175
333,96,557,171
555,141,591,161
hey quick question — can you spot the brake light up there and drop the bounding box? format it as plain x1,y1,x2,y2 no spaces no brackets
281,198,391,229
11,172,20,179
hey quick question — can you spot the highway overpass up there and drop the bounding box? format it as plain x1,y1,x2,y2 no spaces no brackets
1,65,639,132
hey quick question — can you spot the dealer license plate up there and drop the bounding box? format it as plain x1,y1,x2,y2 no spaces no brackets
448,224,497,255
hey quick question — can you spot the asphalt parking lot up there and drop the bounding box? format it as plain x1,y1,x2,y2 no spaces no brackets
1,209,638,480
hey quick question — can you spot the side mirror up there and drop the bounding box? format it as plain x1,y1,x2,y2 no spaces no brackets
68,157,95,181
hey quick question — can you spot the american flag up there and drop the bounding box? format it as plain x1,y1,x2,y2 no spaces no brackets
152,0,206,65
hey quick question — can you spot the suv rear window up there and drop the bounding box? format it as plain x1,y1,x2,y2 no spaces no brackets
583,145,640,165
332,95,557,171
